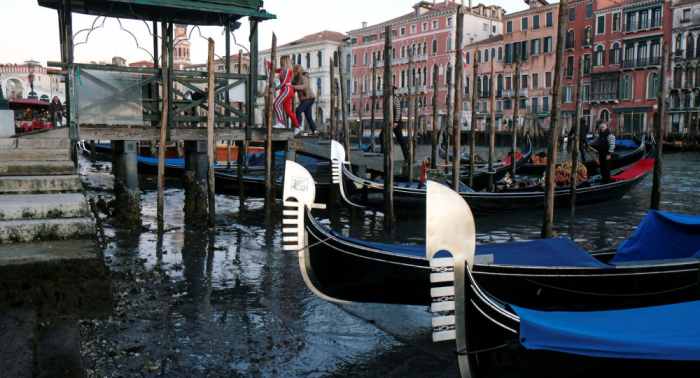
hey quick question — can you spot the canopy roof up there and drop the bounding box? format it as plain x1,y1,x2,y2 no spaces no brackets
37,0,276,25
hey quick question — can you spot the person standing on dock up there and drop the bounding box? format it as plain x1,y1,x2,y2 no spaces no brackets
268,56,300,134
380,86,410,164
292,65,317,136
588,122,615,183
49,96,63,126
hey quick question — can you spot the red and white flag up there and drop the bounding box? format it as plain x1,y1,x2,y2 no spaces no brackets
462,50,468,87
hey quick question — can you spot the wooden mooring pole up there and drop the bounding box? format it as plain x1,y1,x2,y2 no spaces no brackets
206,38,216,228
408,49,414,182
383,24,395,231
469,58,478,188
542,0,569,239
570,55,585,209
157,22,171,233
488,58,496,191
651,43,668,210
445,64,453,176
330,62,336,142
237,49,245,208
370,57,377,152
511,56,521,182
453,9,464,192
358,84,364,149
431,64,439,169
338,46,350,162
265,34,277,216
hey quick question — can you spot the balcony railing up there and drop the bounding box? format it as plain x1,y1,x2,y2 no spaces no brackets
395,87,409,95
479,90,492,98
414,54,428,62
502,88,528,98
418,85,427,93
377,60,384,67
565,67,574,77
496,89,503,98
589,92,618,102
565,40,575,50
651,17,662,28
621,56,661,69
625,18,662,33
582,37,592,48
674,50,685,58
526,104,550,114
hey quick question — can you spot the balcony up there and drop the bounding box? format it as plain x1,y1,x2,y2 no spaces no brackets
479,90,492,98
495,90,503,98
377,60,384,68
674,50,685,58
414,54,428,62
624,18,662,33
621,57,661,69
565,41,575,50
502,88,528,98
589,92,618,103
395,87,409,95
418,85,427,93
581,38,592,48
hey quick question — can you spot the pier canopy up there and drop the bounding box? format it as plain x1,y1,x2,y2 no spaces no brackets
37,0,276,24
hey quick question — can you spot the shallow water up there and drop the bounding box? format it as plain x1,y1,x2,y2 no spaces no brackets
78,144,700,377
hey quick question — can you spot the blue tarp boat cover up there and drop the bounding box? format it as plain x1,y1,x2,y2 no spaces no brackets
611,210,700,263
137,156,222,168
512,300,700,360
615,139,638,148
328,230,609,268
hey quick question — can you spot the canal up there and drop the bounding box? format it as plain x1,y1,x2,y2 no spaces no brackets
77,143,700,377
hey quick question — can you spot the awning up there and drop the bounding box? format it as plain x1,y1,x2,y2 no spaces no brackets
613,107,651,114
538,113,550,118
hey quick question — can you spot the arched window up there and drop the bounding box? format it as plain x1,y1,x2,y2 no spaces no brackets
476,76,482,93
599,109,610,124
498,47,503,60
306,53,311,69
647,72,659,99
583,27,592,47
353,77,358,94
466,51,471,64
346,54,351,69
392,73,396,86
432,39,438,54
333,51,338,67
364,52,368,66
317,51,322,68
412,44,416,55
352,102,356,112
423,42,428,56
686,66,694,87
567,29,575,49
377,51,382,61
477,50,481,63
298,54,301,65
696,66,700,87
423,67,427,85
401,70,406,87
377,77,382,91
417,69,422,86
354,54,357,66
412,68,417,86
364,76,368,92
674,66,683,88
687,35,695,57
465,76,470,95
446,37,452,52
365,101,370,112
676,35,683,52
375,100,380,110
402,46,406,58
393,48,396,59
483,74,490,94
595,45,605,66
491,48,496,60
484,48,489,62
292,55,296,65
497,74,504,91
417,43,422,55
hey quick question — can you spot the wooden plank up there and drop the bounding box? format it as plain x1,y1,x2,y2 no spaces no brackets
207,38,216,227
78,126,291,141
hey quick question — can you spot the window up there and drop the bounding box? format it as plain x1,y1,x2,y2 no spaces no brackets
545,72,552,88
521,40,529,60
533,14,540,30
477,49,482,63
484,48,489,62
647,72,659,98
401,27,406,36
566,56,575,77
446,38,452,51
498,47,503,60
531,97,538,112
306,53,311,69
564,86,574,103
353,78,358,94
447,17,453,26
505,43,512,63
353,54,357,66
583,27,592,47
432,40,438,54
594,45,605,66
370,34,377,41
466,51,471,64
544,36,553,53
582,84,590,102
411,25,416,33
586,3,592,18
597,16,605,34
682,8,691,21
610,42,621,65
612,13,621,32
521,74,529,89
546,11,554,28
532,73,539,89
422,22,428,31
483,23,488,31
521,17,529,30
569,7,575,22
542,97,550,112
351,38,358,45
465,77,470,94
504,99,513,110
333,51,339,67
506,20,513,33
583,54,591,74
432,20,438,29
531,38,542,55
619,74,633,100
493,25,497,34
566,30,575,49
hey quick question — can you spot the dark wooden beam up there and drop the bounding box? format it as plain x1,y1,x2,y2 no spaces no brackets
78,126,291,141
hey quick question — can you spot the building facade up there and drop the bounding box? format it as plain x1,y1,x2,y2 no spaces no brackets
669,0,700,133
464,35,505,130
259,31,351,128
0,62,65,102
502,0,560,132
347,0,504,127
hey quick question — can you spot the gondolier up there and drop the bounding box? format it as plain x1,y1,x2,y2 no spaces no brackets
379,86,410,164
589,122,615,183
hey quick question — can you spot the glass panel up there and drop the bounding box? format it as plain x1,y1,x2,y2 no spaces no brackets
75,69,146,125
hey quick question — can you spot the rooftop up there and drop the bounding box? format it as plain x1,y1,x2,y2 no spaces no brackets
276,31,348,49
465,34,504,47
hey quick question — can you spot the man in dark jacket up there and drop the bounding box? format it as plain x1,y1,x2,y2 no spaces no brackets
379,86,410,163
589,122,615,183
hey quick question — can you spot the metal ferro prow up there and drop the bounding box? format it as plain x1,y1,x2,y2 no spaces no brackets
330,140,364,208
426,181,476,378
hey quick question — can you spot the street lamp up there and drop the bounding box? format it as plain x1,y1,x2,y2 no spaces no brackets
27,61,37,100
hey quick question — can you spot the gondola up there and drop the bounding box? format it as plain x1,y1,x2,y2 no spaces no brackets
517,135,647,176
282,160,700,310
336,139,654,214
425,182,700,377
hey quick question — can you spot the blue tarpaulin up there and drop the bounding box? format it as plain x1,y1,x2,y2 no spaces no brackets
611,210,700,263
512,300,700,360
615,139,638,148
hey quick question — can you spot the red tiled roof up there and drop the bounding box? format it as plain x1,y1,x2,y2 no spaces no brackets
465,34,504,47
277,31,348,49
348,0,464,33
129,60,154,68
598,0,663,11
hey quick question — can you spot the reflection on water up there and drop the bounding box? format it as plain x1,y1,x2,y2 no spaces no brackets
78,147,700,377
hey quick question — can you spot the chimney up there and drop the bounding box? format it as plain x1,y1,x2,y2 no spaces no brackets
445,0,448,6
362,21,367,28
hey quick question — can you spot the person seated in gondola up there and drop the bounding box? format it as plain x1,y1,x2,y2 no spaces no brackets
587,122,615,184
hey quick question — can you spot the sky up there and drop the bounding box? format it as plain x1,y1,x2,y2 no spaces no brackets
0,0,528,67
